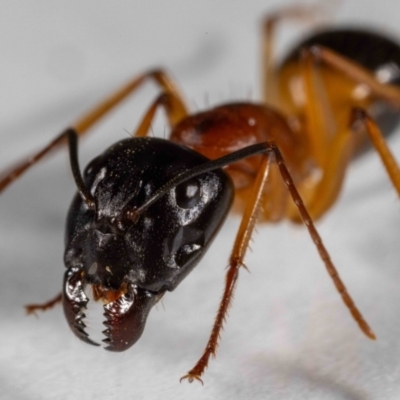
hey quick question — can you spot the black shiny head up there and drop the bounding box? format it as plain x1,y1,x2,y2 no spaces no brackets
62,137,233,351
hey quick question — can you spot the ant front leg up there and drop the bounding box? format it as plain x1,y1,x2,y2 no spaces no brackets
181,141,375,384
180,151,272,384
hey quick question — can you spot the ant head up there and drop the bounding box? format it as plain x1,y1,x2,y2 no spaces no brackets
62,137,233,350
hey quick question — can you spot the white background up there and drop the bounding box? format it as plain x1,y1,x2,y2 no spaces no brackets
1,0,400,399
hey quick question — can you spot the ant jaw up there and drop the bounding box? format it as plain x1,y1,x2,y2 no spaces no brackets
102,285,161,351
62,268,161,351
62,268,100,347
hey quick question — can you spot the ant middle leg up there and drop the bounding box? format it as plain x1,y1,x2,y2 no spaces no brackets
133,92,189,137
0,69,187,194
74,68,188,134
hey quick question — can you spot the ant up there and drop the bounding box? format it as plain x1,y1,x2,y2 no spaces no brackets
1,6,400,384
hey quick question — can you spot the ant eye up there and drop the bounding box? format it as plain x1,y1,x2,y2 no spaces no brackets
175,243,202,268
84,156,101,177
175,179,201,209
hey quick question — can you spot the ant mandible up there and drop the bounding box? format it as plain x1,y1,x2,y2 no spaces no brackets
1,7,400,384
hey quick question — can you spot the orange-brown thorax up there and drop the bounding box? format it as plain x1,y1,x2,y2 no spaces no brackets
170,103,310,221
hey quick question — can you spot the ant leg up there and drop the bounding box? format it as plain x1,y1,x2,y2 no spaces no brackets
261,6,326,107
290,128,352,222
274,146,375,340
0,69,188,194
181,153,272,384
74,68,188,133
299,47,338,168
293,107,400,221
286,49,353,221
133,92,187,137
289,48,400,221
181,142,375,384
307,46,400,109
25,293,62,315
350,108,400,196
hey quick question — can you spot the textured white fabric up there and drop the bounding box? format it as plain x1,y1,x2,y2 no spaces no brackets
1,1,400,399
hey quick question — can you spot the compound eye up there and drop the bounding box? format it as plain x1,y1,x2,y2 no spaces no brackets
175,243,202,268
83,156,102,177
175,178,201,209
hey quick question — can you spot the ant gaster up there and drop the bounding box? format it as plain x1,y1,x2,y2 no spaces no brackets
2,7,400,384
